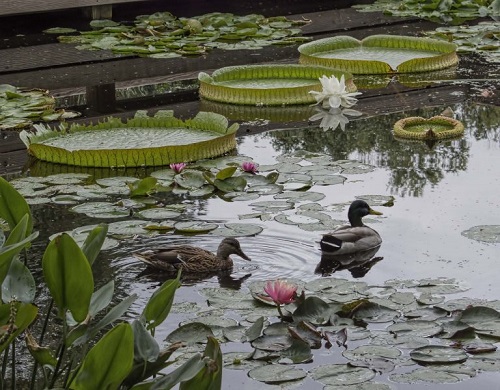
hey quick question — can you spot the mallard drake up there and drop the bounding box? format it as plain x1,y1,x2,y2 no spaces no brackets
133,237,250,273
320,200,382,255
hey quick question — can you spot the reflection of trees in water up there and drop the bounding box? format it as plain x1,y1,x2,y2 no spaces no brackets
263,103,499,197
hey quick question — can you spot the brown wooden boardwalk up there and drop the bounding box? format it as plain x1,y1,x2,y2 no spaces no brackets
0,1,498,176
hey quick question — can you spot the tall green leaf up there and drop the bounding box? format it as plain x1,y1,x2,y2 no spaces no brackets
70,322,134,390
132,319,160,363
180,337,223,390
141,270,181,331
42,233,94,322
0,228,38,286
81,223,108,265
1,257,36,303
0,177,33,234
89,279,114,317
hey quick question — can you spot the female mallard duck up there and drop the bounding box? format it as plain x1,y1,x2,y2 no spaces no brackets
320,200,383,255
133,237,250,273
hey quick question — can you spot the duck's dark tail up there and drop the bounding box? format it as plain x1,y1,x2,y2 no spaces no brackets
320,235,343,252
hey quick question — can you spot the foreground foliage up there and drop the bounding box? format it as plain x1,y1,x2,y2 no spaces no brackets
0,177,222,389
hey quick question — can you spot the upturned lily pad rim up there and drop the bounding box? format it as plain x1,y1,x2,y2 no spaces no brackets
198,64,356,106
298,35,458,74
393,115,464,140
20,111,239,168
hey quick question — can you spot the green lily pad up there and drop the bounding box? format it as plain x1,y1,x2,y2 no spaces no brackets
279,339,313,364
174,170,207,189
213,223,263,237
250,200,294,212
387,320,442,338
251,334,294,352
70,201,130,218
343,345,402,361
410,346,468,364
461,225,500,243
311,364,376,386
274,191,325,202
165,322,214,344
248,364,306,384
390,368,462,384
223,352,265,370
352,302,400,323
135,208,182,220
174,221,219,233
107,220,151,236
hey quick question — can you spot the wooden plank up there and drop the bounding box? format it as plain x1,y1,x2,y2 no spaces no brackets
0,0,150,16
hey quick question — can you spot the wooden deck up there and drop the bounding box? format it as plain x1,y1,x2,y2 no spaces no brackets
0,1,498,177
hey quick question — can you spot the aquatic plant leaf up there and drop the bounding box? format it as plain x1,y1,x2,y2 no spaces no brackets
25,331,57,368
390,367,462,384
180,337,222,390
81,223,108,265
166,322,214,345
299,35,457,74
71,201,130,219
439,321,475,339
132,319,160,363
213,223,263,237
250,200,294,211
311,364,375,386
351,301,400,323
274,191,325,202
175,170,207,189
216,166,237,180
288,321,323,349
128,177,158,197
248,364,306,383
461,225,500,243
214,176,247,192
71,323,134,390
44,27,78,34
410,345,468,364
0,177,33,234
42,234,93,322
25,111,238,167
174,221,219,233
1,257,35,303
293,297,333,325
279,338,313,364
223,352,265,370
387,320,442,337
324,383,392,390
142,270,180,331
89,280,114,317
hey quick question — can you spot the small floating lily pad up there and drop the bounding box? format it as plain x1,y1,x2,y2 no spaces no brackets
248,364,306,384
174,221,219,233
212,223,263,237
410,346,468,364
393,115,464,140
311,364,376,386
199,64,355,106
461,225,500,243
299,35,458,74
21,111,238,167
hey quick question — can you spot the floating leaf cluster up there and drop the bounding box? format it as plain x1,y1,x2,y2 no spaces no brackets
50,12,311,58
0,84,80,130
353,0,500,25
425,21,500,63
165,276,500,387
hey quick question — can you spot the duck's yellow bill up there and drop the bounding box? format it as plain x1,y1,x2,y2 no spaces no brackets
369,208,383,216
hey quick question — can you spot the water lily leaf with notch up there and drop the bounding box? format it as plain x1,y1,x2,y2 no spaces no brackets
343,345,402,362
224,192,260,201
96,176,138,187
439,321,475,339
136,208,182,220
223,352,265,370
214,176,247,192
250,200,294,212
288,321,323,349
279,338,313,364
311,364,376,386
44,27,78,34
166,322,214,345
150,168,176,180
212,222,263,237
274,191,325,202
416,277,470,294
174,170,207,189
312,174,347,186
174,221,219,234
70,201,130,219
251,333,294,352
108,220,152,236
185,314,238,328
459,306,500,329
245,316,265,342
216,166,237,180
247,183,283,195
127,177,157,197
387,320,442,338
293,296,334,325
188,184,215,197
248,364,306,384
390,367,462,384
350,301,400,323
410,345,468,364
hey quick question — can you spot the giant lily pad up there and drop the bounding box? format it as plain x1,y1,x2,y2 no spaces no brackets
20,111,238,167
298,35,458,74
199,65,355,106
393,116,464,140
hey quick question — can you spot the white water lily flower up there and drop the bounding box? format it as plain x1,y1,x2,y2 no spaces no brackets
309,75,362,109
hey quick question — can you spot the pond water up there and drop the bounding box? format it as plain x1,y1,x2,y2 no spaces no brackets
17,98,500,389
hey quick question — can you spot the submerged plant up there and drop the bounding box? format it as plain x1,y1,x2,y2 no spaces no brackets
309,75,362,110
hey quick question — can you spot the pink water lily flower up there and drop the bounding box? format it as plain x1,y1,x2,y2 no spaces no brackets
264,280,297,305
170,163,186,174
241,161,259,174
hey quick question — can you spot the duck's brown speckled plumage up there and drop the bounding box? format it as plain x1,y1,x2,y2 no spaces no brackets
320,200,383,255
133,237,250,273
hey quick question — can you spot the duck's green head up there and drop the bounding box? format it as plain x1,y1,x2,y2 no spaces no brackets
348,200,382,227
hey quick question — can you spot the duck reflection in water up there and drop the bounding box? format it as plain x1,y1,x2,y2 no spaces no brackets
134,237,252,289
315,246,383,278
